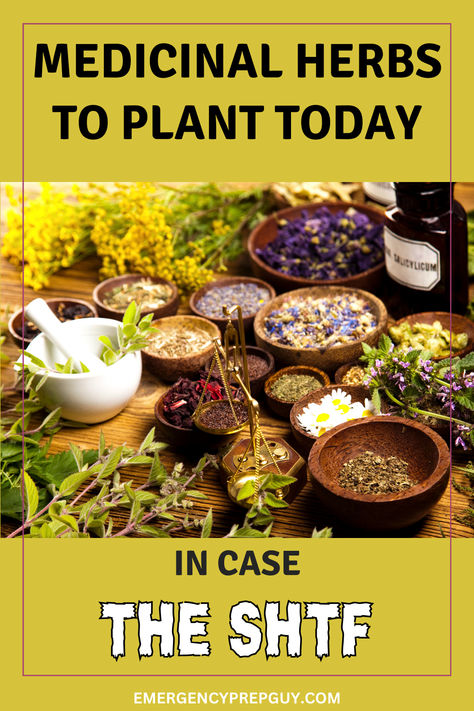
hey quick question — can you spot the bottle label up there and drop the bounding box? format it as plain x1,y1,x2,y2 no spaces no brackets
383,227,441,291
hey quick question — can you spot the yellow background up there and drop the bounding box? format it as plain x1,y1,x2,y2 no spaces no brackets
1,0,474,707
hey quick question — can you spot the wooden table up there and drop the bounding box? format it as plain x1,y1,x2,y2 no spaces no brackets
1,183,473,538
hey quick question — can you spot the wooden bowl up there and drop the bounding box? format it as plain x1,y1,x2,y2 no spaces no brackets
264,365,330,419
389,311,474,362
248,200,385,293
253,286,388,373
142,315,220,382
308,415,451,531
290,385,372,456
92,273,179,321
8,298,97,347
334,361,366,385
189,276,276,335
205,346,275,397
154,394,238,451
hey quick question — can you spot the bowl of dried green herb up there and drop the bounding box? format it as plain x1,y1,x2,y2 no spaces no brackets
93,273,179,321
308,415,450,531
264,365,330,419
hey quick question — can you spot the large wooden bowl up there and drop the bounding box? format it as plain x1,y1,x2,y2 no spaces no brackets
142,315,220,382
253,286,388,373
389,311,474,362
248,200,385,293
290,385,372,456
264,365,330,419
189,276,275,335
93,273,179,321
308,416,450,531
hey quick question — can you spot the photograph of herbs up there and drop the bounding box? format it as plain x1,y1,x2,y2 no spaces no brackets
1,181,473,539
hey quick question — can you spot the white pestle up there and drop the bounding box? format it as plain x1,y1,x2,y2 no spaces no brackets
24,298,107,372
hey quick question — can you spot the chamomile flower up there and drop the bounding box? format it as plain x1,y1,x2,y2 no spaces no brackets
297,389,376,437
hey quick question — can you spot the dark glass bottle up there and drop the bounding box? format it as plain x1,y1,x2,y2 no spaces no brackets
384,183,468,316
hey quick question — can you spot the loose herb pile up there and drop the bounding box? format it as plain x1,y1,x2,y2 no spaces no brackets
264,294,377,348
103,279,173,312
271,373,322,402
145,322,213,358
162,374,233,429
256,206,384,279
362,335,474,449
338,450,414,495
341,365,366,385
389,320,468,358
196,282,271,319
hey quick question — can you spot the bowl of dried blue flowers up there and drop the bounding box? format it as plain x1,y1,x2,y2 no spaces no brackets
248,201,386,293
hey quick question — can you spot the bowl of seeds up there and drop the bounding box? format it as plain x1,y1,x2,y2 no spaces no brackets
205,346,275,397
308,415,450,530
290,385,376,456
189,276,276,335
264,365,330,419
142,315,220,382
253,286,388,372
93,274,179,321
248,201,385,293
9,298,97,347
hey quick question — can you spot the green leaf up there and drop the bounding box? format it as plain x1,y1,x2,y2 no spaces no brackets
236,480,256,501
139,428,155,452
69,443,83,471
98,431,106,458
187,490,208,499
311,526,333,538
230,527,270,538
262,473,297,490
137,526,170,538
98,446,123,480
59,471,92,496
201,509,212,538
39,523,55,538
49,513,79,532
148,452,168,485
98,335,114,351
264,491,289,509
24,471,39,520
122,323,137,340
23,352,47,368
126,455,154,465
371,387,382,414
123,301,138,326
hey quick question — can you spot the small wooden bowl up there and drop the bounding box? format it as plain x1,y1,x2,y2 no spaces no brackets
92,274,179,321
142,315,220,382
290,385,372,456
389,311,474,362
189,276,276,335
253,286,388,373
308,415,451,531
264,365,330,419
154,394,238,451
8,298,97,347
205,346,275,397
248,200,385,293
334,361,366,385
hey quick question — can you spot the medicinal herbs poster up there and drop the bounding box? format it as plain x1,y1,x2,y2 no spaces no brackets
0,1,473,710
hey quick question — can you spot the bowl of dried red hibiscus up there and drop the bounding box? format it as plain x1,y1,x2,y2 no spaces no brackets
9,298,97,347
308,415,450,531
154,373,244,448
248,201,385,293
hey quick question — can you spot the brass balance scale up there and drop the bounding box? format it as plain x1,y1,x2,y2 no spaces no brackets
192,305,305,508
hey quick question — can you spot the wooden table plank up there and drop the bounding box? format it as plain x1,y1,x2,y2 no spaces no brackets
1,183,473,538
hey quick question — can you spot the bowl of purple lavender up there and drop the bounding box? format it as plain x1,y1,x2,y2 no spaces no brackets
253,286,388,372
248,201,385,292
189,276,276,335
